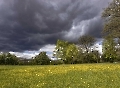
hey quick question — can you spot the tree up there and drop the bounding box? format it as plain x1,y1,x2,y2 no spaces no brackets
102,0,120,40
102,37,117,62
91,50,100,63
33,52,50,65
0,53,6,65
53,40,83,64
5,53,19,65
78,35,96,63
78,35,95,53
65,44,80,64
53,40,70,61
0,53,19,65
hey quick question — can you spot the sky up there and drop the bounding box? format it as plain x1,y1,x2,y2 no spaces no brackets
0,0,112,59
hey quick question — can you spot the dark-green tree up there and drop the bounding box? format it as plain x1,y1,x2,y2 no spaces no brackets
0,53,19,65
33,51,50,65
0,53,6,65
90,50,100,63
6,53,19,65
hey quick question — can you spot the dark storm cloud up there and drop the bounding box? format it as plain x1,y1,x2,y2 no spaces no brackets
0,0,112,51
85,16,103,38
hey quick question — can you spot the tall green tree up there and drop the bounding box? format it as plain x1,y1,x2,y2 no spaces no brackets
102,0,120,40
33,52,50,65
102,37,117,62
53,40,70,60
65,44,80,64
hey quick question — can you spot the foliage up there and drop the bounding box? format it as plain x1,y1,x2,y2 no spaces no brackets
0,53,6,65
102,0,120,62
80,51,100,63
90,50,101,63
53,39,70,60
78,35,95,53
53,38,102,64
102,38,117,62
78,35,96,63
33,51,50,65
53,40,83,64
0,53,19,65
65,44,80,64
50,60,64,65
102,0,120,39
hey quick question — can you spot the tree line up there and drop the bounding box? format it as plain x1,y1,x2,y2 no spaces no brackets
0,0,120,65
0,52,50,65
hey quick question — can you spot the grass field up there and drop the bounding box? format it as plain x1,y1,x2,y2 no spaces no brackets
0,63,120,88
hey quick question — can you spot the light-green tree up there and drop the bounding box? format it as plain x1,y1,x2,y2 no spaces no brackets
65,44,80,64
102,37,117,62
53,40,82,64
53,40,70,60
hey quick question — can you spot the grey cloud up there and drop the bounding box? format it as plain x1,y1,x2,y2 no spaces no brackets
86,16,104,38
0,0,112,52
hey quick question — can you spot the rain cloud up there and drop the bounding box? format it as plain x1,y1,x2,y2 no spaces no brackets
0,0,112,52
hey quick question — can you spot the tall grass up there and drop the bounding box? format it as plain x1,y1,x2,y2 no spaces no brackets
0,63,120,88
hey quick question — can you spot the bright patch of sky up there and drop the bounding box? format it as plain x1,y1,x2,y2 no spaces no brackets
10,44,55,59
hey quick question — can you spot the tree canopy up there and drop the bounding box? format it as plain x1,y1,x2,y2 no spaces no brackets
53,40,83,64
0,53,19,65
33,51,50,65
53,40,70,60
102,37,117,62
78,35,95,53
102,0,120,39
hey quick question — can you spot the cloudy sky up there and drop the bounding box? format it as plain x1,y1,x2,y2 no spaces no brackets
0,0,112,58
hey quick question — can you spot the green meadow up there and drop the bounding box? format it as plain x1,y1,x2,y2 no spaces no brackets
0,63,120,88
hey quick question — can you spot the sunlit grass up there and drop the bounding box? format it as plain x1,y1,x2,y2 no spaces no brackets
0,63,120,88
